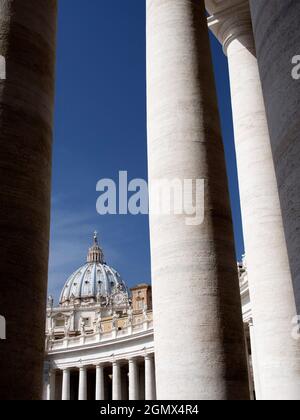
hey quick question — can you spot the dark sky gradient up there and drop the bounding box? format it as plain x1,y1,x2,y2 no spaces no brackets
48,0,244,301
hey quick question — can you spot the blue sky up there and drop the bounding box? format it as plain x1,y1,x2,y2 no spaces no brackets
48,0,244,302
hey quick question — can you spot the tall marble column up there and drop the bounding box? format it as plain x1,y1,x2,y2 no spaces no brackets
207,0,300,400
95,364,105,401
146,0,249,400
128,358,139,401
62,368,71,401
144,355,155,401
0,0,57,400
249,0,300,314
78,367,87,401
112,361,121,401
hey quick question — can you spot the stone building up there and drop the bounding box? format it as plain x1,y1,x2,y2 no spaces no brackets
44,234,155,400
44,234,255,400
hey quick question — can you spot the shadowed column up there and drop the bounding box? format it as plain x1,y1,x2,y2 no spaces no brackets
146,0,249,400
249,0,300,314
0,0,57,400
249,0,300,399
208,0,300,400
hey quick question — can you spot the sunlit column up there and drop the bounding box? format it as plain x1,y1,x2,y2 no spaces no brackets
78,366,87,401
62,368,71,401
112,361,122,400
146,0,249,400
95,364,105,401
128,358,139,401
145,355,155,401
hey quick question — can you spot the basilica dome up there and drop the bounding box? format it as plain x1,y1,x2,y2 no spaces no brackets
59,232,128,305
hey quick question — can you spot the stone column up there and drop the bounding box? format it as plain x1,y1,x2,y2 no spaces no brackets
248,319,262,401
144,355,155,401
243,324,254,400
49,370,56,401
0,0,57,400
62,368,71,401
78,367,87,401
146,0,249,400
208,0,300,400
112,361,121,401
249,0,300,314
95,364,105,401
128,358,139,401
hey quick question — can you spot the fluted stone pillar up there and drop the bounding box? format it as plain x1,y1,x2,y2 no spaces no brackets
208,0,300,400
112,361,121,401
249,0,300,314
0,0,57,399
147,0,249,400
78,367,87,401
145,355,155,401
95,364,105,401
62,369,71,401
128,358,139,401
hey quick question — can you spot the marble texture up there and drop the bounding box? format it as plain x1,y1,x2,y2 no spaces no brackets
147,0,249,400
208,0,300,401
0,0,57,400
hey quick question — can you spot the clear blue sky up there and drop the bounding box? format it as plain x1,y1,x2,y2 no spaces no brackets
48,0,244,301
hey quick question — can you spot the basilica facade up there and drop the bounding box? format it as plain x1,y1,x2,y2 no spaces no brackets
44,234,255,400
44,234,155,400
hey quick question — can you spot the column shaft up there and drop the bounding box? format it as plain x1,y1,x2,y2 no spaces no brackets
78,367,87,401
62,369,70,401
210,0,300,400
146,0,249,400
128,359,139,401
95,365,105,401
250,0,300,313
249,321,262,400
49,370,56,401
0,0,57,399
112,361,122,401
228,37,298,396
145,355,155,401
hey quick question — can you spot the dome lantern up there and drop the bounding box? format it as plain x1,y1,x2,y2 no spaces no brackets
87,231,105,263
